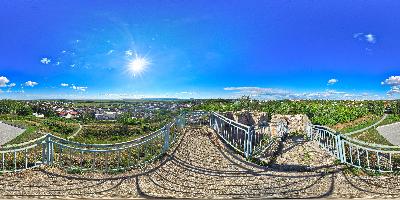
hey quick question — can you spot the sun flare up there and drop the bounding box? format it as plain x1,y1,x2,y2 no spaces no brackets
127,54,151,77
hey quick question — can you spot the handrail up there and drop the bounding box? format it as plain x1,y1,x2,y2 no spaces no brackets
211,111,250,130
0,113,187,173
313,125,400,149
1,133,48,149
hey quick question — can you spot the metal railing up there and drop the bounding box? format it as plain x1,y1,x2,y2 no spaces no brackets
209,112,287,158
0,114,186,173
309,124,400,173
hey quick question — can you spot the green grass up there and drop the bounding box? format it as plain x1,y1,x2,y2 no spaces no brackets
4,126,44,145
331,114,380,133
379,114,400,126
349,114,400,145
341,115,380,133
351,128,392,145
1,115,80,145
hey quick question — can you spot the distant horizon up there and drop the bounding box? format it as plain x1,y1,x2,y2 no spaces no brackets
1,1,400,100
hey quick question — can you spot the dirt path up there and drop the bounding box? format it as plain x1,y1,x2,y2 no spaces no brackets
67,124,83,139
2,126,400,198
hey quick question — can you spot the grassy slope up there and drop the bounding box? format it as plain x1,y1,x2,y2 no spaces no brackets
1,115,80,145
331,114,380,133
350,114,400,145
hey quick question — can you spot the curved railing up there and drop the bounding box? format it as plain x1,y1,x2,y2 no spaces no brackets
310,124,400,172
0,114,186,173
209,112,288,158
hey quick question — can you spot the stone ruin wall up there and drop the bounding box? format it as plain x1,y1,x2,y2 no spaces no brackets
222,111,311,136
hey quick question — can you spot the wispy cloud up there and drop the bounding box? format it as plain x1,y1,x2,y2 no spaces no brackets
125,49,133,56
60,83,69,87
388,86,400,95
25,81,38,87
327,78,338,85
72,85,88,92
40,57,51,64
106,50,114,55
224,86,381,100
353,32,376,44
224,87,289,97
8,83,16,87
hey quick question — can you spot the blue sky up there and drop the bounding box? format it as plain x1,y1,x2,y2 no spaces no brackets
0,0,400,100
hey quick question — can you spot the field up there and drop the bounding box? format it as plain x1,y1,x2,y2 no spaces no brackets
0,115,80,145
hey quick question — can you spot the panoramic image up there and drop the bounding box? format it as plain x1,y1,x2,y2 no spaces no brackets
1,0,400,199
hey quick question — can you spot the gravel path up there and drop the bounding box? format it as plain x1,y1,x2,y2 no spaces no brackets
0,121,25,146
345,114,387,136
2,126,400,198
377,122,400,145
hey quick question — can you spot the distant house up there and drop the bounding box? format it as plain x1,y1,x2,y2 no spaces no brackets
95,112,118,120
33,113,44,118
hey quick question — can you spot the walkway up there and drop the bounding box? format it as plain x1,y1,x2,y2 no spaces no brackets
377,122,400,145
345,114,387,136
67,124,83,139
0,121,25,146
2,126,400,198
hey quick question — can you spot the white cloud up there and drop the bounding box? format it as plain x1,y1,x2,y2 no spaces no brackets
125,50,133,56
353,32,376,44
55,61,61,66
60,83,69,87
0,76,10,87
24,81,38,87
365,34,376,44
327,78,338,85
70,64,75,67
8,83,16,87
25,81,38,87
381,76,400,86
72,85,88,92
40,57,51,64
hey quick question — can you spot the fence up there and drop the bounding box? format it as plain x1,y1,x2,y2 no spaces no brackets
209,112,288,158
0,114,186,173
310,124,400,173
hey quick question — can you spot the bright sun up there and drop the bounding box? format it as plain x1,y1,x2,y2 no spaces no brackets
127,54,151,77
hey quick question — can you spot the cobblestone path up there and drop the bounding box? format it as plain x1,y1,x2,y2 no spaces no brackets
2,126,400,198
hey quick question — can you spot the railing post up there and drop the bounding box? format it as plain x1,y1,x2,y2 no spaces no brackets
245,126,255,158
306,123,313,140
163,125,170,153
336,134,344,163
46,135,54,165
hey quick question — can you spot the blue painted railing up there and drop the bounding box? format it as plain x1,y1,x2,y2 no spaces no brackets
209,112,287,158
0,114,186,173
309,124,400,173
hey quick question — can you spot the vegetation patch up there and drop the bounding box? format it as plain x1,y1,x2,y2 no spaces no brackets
351,128,392,145
331,114,380,133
